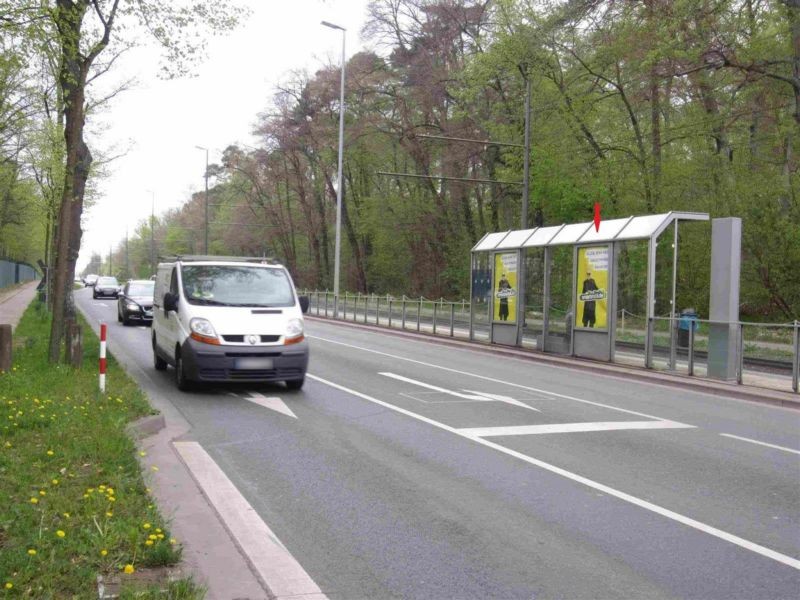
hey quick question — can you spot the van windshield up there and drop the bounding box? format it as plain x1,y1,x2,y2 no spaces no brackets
180,265,295,307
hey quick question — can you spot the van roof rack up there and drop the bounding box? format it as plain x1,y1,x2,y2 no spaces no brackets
157,254,281,265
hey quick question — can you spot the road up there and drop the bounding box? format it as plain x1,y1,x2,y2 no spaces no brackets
76,288,800,599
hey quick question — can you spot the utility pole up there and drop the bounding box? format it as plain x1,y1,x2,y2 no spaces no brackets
522,74,532,229
148,190,155,277
109,245,112,276
125,226,130,279
321,20,346,317
195,145,210,253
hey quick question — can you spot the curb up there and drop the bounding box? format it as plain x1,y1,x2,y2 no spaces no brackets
125,414,166,440
306,315,800,410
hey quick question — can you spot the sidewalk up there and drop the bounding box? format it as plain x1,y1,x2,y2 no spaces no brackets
0,280,40,331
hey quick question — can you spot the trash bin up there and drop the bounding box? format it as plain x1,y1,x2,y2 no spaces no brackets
678,308,698,347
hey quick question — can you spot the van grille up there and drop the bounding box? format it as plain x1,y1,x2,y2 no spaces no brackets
221,335,281,343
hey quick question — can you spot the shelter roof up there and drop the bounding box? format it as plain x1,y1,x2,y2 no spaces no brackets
471,212,709,252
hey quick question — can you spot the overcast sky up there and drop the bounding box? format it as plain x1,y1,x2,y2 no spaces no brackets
78,0,372,271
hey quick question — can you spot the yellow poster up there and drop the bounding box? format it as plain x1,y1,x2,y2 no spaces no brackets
576,246,608,329
493,252,517,323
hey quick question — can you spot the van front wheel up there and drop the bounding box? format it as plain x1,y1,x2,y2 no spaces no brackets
285,378,305,391
175,351,193,391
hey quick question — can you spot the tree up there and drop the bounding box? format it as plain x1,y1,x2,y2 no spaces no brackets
0,0,246,362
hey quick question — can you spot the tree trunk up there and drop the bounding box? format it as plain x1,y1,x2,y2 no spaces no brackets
49,1,91,363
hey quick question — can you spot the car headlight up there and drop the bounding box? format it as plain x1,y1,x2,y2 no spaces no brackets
189,318,219,345
126,303,139,311
284,318,304,344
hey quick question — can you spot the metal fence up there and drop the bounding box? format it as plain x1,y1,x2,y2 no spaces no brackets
302,290,799,395
0,259,38,290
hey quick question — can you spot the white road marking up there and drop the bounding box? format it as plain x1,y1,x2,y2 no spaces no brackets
307,373,800,571
459,420,695,438
720,434,800,456
380,372,540,411
174,441,327,599
244,392,297,419
312,336,682,422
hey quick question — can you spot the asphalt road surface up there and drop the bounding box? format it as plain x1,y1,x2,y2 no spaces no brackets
76,288,800,599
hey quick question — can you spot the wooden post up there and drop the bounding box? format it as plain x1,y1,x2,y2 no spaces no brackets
67,321,82,368
0,324,11,372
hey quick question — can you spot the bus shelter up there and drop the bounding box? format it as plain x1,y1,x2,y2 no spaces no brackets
470,211,710,367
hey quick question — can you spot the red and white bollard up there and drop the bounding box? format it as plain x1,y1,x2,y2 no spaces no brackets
99,323,107,393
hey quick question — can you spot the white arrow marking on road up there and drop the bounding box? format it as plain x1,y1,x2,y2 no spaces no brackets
244,392,297,419
379,372,540,412
461,390,541,412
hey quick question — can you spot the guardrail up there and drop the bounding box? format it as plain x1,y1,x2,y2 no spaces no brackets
646,316,799,393
303,291,470,340
301,290,799,395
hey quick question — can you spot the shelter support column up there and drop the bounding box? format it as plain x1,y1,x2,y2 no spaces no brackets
707,218,741,381
542,247,551,352
645,237,657,368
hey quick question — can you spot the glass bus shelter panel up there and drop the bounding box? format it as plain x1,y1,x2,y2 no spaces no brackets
614,213,670,241
495,228,537,249
473,231,510,252
470,252,491,342
545,246,574,355
550,222,593,246
522,247,545,350
578,217,632,244
523,225,563,247
613,240,648,368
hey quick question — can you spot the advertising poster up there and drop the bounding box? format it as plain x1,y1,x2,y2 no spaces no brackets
576,246,608,330
493,252,517,323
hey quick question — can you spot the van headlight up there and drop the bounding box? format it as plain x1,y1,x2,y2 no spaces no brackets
190,318,220,345
284,318,304,344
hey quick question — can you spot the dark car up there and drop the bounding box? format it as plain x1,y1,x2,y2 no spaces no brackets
93,276,120,299
117,279,155,325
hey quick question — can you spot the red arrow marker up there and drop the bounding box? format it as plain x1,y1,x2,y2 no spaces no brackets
593,202,601,231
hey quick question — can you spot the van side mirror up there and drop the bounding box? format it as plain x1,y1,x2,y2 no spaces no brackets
299,295,309,314
164,292,178,313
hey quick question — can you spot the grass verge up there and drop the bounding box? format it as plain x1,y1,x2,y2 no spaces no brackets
0,300,203,598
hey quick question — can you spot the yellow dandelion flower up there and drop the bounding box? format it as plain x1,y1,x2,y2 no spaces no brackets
39,490,46,496
108,496,116,502
87,488,94,493
123,564,135,575
83,494,89,499
63,512,70,518
155,527,162,533
52,479,59,485
100,549,108,556
106,511,113,517
139,451,146,456
156,533,165,539
56,530,65,538
4,441,10,448
29,497,38,504
169,538,177,545
98,485,106,491
148,534,157,540
4,582,12,589
46,450,54,456
150,465,159,472
145,540,154,546
142,523,151,530
106,487,114,494
27,549,36,556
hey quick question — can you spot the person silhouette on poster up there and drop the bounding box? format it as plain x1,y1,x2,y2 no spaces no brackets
497,273,512,321
581,271,598,327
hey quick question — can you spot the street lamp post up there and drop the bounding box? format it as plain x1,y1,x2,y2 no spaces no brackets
147,190,155,276
322,20,346,318
195,145,210,254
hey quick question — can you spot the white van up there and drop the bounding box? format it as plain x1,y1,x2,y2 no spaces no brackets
152,256,309,391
